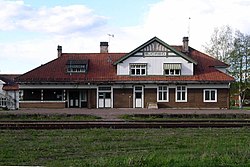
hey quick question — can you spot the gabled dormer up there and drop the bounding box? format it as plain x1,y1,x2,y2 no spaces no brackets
114,37,197,76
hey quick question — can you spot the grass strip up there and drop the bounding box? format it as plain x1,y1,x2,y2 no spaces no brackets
0,114,101,121
0,128,249,166
120,113,250,121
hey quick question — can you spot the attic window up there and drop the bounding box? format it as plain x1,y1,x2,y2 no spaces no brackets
66,60,88,73
164,63,181,76
130,63,147,76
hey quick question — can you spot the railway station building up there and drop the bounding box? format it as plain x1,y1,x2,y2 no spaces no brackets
16,37,234,109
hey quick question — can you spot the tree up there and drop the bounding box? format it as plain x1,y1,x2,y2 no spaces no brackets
203,25,234,63
228,31,250,108
204,26,250,109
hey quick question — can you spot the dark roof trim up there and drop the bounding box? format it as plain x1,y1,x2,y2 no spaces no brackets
113,36,198,65
66,59,88,65
0,75,17,85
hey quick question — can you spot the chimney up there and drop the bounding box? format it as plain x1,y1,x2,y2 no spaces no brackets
57,45,62,57
182,37,189,53
100,42,109,53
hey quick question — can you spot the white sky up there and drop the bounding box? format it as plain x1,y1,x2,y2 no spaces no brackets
1,0,250,74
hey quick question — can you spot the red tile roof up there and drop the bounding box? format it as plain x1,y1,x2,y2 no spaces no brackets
16,47,234,84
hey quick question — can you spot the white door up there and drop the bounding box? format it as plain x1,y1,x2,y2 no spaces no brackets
69,91,80,108
98,93,104,108
134,86,144,108
105,99,111,108
135,92,142,108
98,92,111,108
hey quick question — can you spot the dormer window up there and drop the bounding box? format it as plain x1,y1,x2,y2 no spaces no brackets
66,60,88,73
130,63,147,76
164,63,181,76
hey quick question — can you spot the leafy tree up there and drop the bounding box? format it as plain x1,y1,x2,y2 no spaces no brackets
203,25,234,63
204,26,250,109
229,31,250,108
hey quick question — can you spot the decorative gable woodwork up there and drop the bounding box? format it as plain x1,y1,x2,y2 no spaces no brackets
141,41,169,52
141,41,169,57
114,37,197,65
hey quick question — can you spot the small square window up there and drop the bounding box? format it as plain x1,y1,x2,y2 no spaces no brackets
203,89,217,102
175,69,180,75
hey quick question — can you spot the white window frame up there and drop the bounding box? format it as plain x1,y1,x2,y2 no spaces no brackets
0,97,7,107
157,86,169,102
176,86,187,102
97,86,113,108
67,64,87,73
133,85,144,108
203,89,217,102
130,64,147,76
164,69,181,76
164,63,181,76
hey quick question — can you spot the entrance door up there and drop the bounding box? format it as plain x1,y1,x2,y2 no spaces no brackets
98,92,111,108
134,86,144,108
69,91,79,108
135,92,142,108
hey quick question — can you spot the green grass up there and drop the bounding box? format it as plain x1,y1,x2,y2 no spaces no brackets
120,113,250,121
230,106,250,110
0,128,249,166
0,114,101,121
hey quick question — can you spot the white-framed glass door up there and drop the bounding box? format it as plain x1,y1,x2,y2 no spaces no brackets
133,86,144,108
98,92,111,108
98,86,112,108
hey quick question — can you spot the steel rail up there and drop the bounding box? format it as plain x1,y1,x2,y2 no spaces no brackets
0,120,250,129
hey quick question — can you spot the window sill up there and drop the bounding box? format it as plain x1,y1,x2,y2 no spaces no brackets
130,75,147,76
203,101,217,103
165,75,181,76
157,101,169,102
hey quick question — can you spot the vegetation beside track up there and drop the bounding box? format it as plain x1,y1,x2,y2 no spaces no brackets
0,114,101,121
120,113,250,121
0,128,249,166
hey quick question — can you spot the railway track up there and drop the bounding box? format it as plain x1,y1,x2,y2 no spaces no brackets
0,120,250,129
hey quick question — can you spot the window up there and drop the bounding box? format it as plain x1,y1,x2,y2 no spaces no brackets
43,89,63,101
98,86,111,91
66,60,88,73
157,86,168,102
203,89,217,102
0,97,7,107
130,64,147,76
19,90,23,101
176,86,187,102
81,91,87,102
164,63,181,76
67,64,87,73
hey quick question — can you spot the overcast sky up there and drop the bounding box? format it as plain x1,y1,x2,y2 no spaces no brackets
1,0,250,74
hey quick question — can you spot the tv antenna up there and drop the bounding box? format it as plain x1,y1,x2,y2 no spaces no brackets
187,17,191,38
107,34,114,43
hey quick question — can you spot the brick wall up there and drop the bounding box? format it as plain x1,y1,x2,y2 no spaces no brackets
113,88,229,109
20,88,229,109
144,88,157,108
157,88,229,109
113,88,133,108
20,102,65,108
87,89,96,109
